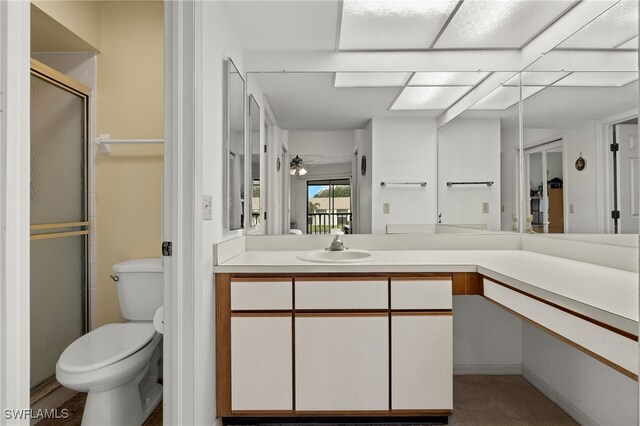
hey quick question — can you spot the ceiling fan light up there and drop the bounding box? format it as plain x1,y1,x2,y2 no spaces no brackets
299,168,308,176
290,168,296,175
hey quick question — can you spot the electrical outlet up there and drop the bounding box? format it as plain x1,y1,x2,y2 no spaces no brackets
501,205,505,213
569,204,575,214
203,194,213,220
383,203,391,214
482,202,489,214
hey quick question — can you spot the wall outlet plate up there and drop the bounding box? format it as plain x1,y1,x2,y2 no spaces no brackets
203,194,213,220
482,202,489,214
383,203,391,214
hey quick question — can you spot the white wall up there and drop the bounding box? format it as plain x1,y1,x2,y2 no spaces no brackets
355,121,373,234
438,118,501,230
290,162,352,233
371,118,438,234
200,3,245,423
453,296,522,374
563,120,600,233
522,323,638,425
288,130,356,157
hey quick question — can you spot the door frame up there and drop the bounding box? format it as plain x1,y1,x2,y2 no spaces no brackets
597,109,639,234
0,0,31,420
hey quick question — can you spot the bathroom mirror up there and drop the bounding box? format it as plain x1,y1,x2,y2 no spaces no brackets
250,71,511,235
248,94,261,229
224,58,245,231
519,69,638,234
516,0,639,236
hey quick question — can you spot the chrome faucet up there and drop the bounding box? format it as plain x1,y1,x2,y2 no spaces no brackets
327,231,346,251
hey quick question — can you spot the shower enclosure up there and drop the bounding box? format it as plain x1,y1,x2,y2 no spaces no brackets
30,59,90,390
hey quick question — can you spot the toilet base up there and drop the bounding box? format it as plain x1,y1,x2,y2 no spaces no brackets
81,344,163,426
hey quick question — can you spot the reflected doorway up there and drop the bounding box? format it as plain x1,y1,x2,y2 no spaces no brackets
525,140,564,234
612,118,639,234
306,179,352,234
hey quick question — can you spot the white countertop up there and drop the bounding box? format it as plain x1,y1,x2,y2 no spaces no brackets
215,249,638,335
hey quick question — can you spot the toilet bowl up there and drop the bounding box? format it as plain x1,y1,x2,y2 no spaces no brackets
56,258,164,426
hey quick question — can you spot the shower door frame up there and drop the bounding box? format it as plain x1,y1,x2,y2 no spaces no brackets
29,58,91,389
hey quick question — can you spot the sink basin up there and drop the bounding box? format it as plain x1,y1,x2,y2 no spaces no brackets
297,249,379,263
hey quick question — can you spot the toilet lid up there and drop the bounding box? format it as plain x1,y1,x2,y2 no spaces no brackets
58,323,156,374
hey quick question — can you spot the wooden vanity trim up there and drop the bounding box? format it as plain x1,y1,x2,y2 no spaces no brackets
215,274,232,416
481,276,637,341
452,272,483,295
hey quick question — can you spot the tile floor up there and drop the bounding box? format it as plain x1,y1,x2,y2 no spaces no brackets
37,376,576,425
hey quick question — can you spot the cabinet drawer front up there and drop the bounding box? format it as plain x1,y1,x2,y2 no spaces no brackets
391,279,452,310
231,280,292,310
296,280,388,309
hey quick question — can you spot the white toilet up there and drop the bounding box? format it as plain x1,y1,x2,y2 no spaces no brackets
56,258,164,426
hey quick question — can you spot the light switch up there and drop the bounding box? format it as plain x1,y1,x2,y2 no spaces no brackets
203,194,213,220
383,203,391,214
482,203,489,214
569,204,574,214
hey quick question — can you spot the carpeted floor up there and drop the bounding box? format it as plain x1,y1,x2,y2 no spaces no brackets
38,376,576,425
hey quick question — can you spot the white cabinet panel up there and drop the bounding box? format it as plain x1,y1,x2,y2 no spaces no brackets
231,280,292,310
392,315,452,410
295,316,389,410
391,279,452,310
231,316,292,410
295,280,388,309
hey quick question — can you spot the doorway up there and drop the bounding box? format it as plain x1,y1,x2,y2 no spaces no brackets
611,118,639,234
525,140,564,234
29,60,90,392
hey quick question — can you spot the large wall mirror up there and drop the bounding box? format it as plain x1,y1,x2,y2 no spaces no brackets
248,94,261,229
519,0,638,236
249,71,515,236
224,58,245,231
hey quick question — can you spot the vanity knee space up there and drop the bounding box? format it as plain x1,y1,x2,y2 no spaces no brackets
217,274,454,417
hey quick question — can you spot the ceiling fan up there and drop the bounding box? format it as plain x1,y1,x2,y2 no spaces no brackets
290,155,307,176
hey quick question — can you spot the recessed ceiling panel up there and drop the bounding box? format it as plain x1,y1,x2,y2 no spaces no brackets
503,71,570,86
618,36,638,49
435,0,576,49
470,86,545,110
557,0,638,49
339,0,460,50
409,71,489,86
391,86,471,110
553,72,638,87
334,72,412,87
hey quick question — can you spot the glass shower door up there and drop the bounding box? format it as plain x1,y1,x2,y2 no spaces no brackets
30,64,89,390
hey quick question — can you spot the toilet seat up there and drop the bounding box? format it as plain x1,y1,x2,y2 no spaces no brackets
58,323,156,374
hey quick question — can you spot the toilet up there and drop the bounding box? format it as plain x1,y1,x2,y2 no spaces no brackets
56,258,164,426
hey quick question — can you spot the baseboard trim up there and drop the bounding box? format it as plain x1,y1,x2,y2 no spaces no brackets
522,366,598,426
453,364,522,375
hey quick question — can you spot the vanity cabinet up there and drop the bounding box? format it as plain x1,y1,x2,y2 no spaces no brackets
216,273,454,419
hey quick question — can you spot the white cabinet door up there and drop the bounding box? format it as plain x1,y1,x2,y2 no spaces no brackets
391,315,452,410
295,316,389,411
231,316,292,411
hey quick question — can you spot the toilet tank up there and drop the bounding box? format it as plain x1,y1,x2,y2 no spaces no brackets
112,258,163,321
